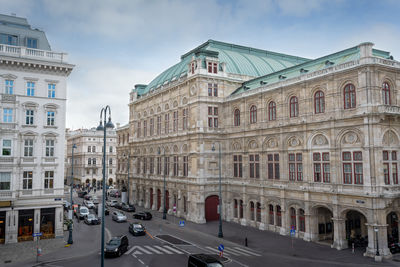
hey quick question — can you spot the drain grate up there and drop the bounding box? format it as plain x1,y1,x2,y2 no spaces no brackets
156,234,191,245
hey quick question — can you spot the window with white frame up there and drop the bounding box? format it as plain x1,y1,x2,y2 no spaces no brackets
2,140,11,156
25,109,34,125
44,171,54,189
45,139,55,157
3,108,13,123
93,158,96,165
5,80,13,94
88,158,91,165
47,111,55,126
24,139,34,157
23,171,33,189
342,151,363,184
383,150,398,185
0,172,11,190
48,83,56,98
26,81,35,96
109,158,112,165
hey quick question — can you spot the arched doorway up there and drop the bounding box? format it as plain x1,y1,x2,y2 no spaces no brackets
387,212,399,243
108,178,113,186
317,207,334,243
85,179,90,184
165,190,170,211
150,188,153,208
205,195,219,221
345,210,368,248
157,189,161,210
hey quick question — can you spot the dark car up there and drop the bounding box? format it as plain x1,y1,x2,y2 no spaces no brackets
132,212,152,220
128,222,146,236
78,191,88,198
94,205,109,216
84,214,100,225
188,254,224,267
114,202,123,210
121,204,135,212
105,235,129,257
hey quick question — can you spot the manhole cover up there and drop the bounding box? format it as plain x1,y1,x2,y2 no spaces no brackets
156,234,191,245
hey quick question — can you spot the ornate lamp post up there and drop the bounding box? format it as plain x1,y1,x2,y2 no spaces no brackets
212,143,223,238
97,106,114,267
67,143,76,244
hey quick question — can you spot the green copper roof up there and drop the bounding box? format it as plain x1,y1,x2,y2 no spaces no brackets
136,40,310,96
231,45,393,96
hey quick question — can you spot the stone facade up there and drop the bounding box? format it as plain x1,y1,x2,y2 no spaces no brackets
122,40,400,258
0,14,73,244
65,128,117,187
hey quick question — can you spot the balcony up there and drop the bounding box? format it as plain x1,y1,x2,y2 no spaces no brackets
0,44,68,63
0,191,13,199
377,105,400,115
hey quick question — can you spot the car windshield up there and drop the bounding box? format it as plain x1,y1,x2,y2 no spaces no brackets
87,201,93,204
133,224,143,229
87,214,95,219
108,239,120,246
80,208,88,213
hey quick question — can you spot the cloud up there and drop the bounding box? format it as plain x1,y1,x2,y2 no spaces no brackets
276,0,340,17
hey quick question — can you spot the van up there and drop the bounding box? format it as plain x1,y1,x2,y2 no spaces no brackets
188,254,224,267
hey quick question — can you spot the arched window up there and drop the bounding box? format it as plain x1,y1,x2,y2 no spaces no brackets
382,82,391,105
239,200,243,218
314,90,325,114
290,207,296,230
234,199,238,218
234,109,240,126
276,205,282,226
344,84,356,109
250,105,257,124
290,96,298,117
269,204,274,225
268,101,276,121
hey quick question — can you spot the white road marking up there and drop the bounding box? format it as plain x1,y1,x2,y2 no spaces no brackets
224,247,251,256
233,246,262,256
204,246,230,256
162,245,184,254
144,245,163,254
153,245,173,254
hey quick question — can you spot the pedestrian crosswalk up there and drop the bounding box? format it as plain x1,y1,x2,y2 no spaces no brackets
126,245,185,255
204,246,261,257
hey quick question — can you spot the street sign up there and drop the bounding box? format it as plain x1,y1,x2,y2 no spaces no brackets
179,220,185,227
218,244,224,252
32,232,43,237
290,229,296,237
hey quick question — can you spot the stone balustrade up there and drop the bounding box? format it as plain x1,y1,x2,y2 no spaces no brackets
0,44,68,63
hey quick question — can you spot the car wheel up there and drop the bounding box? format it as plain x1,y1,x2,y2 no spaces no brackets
118,250,122,257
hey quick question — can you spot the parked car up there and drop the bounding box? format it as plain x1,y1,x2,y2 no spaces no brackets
187,254,224,267
78,206,90,219
112,211,127,222
84,200,95,209
128,222,146,236
84,194,93,201
106,200,118,207
132,212,152,220
84,214,100,225
92,196,99,204
78,191,88,198
121,204,135,212
104,235,129,257
114,202,123,210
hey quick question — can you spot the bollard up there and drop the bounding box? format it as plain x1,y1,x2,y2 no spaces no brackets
245,237,248,247
352,243,355,254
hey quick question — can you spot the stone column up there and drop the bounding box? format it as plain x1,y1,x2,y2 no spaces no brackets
364,224,391,258
5,209,17,244
241,202,248,226
280,208,287,236
151,189,156,211
303,205,313,241
167,193,174,215
331,217,347,250
144,188,150,209
259,200,267,230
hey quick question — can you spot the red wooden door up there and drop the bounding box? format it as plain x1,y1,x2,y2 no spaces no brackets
205,195,219,221
165,190,170,211
150,188,153,207
157,189,161,210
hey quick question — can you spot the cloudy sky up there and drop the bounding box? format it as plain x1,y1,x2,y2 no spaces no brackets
2,0,400,129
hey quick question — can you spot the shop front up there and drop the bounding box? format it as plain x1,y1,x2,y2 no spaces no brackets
18,209,34,242
40,208,55,239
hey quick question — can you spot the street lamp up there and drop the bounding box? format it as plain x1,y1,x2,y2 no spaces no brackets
97,106,114,267
212,143,223,238
374,227,380,256
68,143,77,245
158,147,167,220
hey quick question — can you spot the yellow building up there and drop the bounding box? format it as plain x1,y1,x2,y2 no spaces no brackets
121,40,400,258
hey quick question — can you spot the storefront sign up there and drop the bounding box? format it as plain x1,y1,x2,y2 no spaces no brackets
0,201,11,207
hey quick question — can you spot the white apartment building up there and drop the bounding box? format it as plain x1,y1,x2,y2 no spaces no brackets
65,128,117,188
0,14,73,244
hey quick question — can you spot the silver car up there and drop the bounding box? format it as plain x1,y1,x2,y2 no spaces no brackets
112,211,127,222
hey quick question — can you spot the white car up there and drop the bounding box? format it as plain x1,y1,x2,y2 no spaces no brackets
92,196,99,204
106,199,118,207
85,200,95,209
112,211,127,222
78,206,89,219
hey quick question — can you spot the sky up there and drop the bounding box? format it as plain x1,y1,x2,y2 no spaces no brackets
2,0,400,129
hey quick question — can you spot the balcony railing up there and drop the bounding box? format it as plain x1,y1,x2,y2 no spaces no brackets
1,94,16,102
378,105,400,115
0,191,12,199
0,44,68,63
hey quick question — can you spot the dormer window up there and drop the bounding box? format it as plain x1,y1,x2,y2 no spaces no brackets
208,62,218,74
26,38,37,49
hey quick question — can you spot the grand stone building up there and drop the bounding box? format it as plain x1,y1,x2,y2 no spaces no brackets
65,128,117,188
124,40,400,257
0,14,73,243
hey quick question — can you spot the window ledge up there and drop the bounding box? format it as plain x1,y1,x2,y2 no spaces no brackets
22,124,37,128
44,125,57,129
